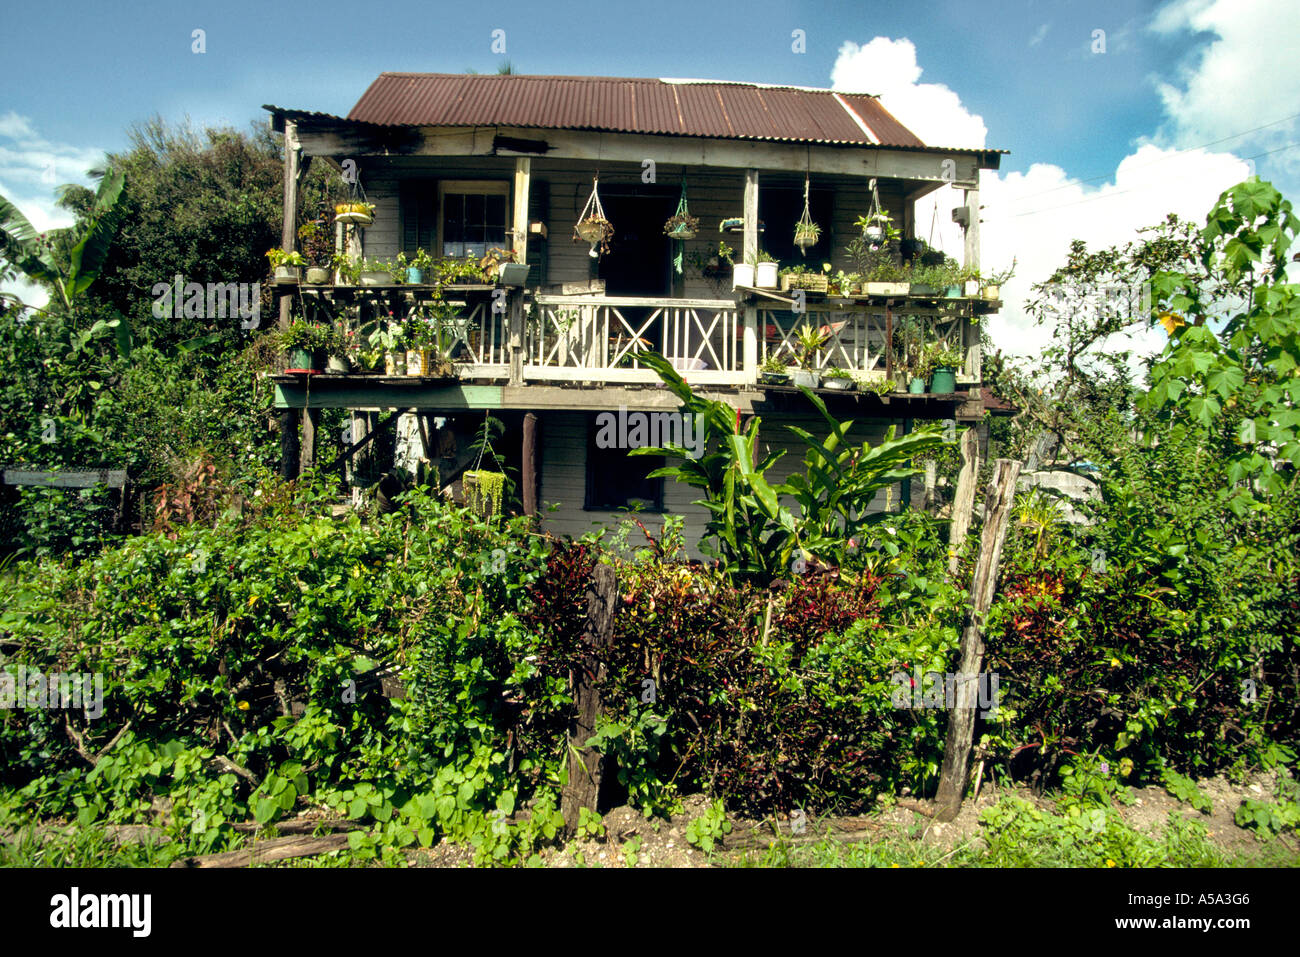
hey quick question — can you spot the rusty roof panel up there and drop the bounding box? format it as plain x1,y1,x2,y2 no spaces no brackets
345,74,937,147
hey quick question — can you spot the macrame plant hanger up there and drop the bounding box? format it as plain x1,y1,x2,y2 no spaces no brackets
574,175,609,257
795,170,817,256
670,177,692,274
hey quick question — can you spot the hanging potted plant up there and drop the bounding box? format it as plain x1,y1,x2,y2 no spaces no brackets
266,248,306,282
664,211,699,241
282,319,329,374
793,219,821,253
755,250,779,289
574,176,613,257
335,201,375,226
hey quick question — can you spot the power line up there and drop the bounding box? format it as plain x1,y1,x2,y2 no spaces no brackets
1008,141,1300,219
1005,112,1300,206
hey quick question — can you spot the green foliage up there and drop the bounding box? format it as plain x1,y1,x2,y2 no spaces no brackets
684,799,731,853
1162,769,1213,814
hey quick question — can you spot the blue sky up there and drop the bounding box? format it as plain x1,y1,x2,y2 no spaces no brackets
2,0,1203,175
3,0,1298,353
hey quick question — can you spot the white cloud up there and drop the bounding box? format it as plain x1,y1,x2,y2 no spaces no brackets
1029,24,1051,48
0,113,107,309
1150,0,1300,183
829,36,1255,365
829,38,988,149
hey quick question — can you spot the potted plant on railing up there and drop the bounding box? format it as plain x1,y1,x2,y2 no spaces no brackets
821,366,854,391
792,323,827,389
266,248,306,282
664,212,700,241
364,319,406,375
892,316,926,393
780,263,831,294
323,326,351,374
925,342,963,394
759,353,792,386
335,201,375,227
696,241,733,281
480,246,527,285
755,250,779,288
436,256,486,286
297,219,334,284
358,258,393,286
282,319,330,374
330,252,361,287
396,249,435,285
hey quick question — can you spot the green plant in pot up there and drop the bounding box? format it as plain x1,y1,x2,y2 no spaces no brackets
664,212,700,241
759,352,792,385
266,248,306,281
282,319,330,373
330,252,361,286
892,315,927,393
791,323,827,388
821,366,854,390
925,341,963,393
323,325,351,373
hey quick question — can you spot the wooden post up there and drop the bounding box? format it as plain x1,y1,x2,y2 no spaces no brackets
300,408,320,475
522,412,538,518
742,306,758,384
561,563,618,830
743,169,759,267
280,411,300,480
512,157,531,266
934,457,1020,821
962,185,980,274
277,119,301,480
947,427,981,574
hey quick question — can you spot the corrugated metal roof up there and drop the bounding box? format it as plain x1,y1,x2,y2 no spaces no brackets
344,73,933,148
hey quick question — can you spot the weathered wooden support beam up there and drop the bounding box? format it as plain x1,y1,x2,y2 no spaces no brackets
962,185,980,273
279,410,299,480
742,169,759,266
561,563,618,830
512,156,531,265
299,408,321,476
947,427,982,575
934,457,1021,821
522,411,538,518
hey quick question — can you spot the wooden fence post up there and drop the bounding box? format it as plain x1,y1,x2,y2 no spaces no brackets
560,562,618,830
934,457,1020,822
947,427,982,575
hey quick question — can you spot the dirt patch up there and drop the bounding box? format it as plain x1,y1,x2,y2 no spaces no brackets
402,772,1299,867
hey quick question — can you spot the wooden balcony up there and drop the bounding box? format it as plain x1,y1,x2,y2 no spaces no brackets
284,281,991,392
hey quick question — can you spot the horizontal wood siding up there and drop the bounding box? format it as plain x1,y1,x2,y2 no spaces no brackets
357,158,905,290
537,409,905,558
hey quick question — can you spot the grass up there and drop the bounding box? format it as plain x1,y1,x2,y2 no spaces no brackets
732,796,1300,868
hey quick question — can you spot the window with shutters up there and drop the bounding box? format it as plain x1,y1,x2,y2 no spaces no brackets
439,180,510,259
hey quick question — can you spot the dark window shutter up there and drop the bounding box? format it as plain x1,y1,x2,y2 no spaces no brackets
400,180,437,254
526,178,549,284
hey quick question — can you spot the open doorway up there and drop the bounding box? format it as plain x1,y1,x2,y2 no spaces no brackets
597,192,674,297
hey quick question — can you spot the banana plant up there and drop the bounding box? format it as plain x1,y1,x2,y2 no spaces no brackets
630,352,796,580
0,168,126,315
780,387,950,565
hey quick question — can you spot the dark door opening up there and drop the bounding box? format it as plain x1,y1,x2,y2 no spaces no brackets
598,193,674,297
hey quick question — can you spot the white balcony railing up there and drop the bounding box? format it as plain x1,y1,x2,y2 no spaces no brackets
526,296,743,384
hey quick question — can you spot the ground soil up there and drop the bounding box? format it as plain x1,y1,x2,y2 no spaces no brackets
405,771,1300,868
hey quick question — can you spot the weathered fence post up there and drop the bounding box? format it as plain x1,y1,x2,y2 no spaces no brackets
934,457,1020,822
560,562,618,830
947,427,982,575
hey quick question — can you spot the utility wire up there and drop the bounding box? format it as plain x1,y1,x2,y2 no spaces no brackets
1004,112,1300,206
1008,141,1300,219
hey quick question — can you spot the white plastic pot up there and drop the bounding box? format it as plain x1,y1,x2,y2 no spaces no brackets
756,262,779,288
732,264,755,289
